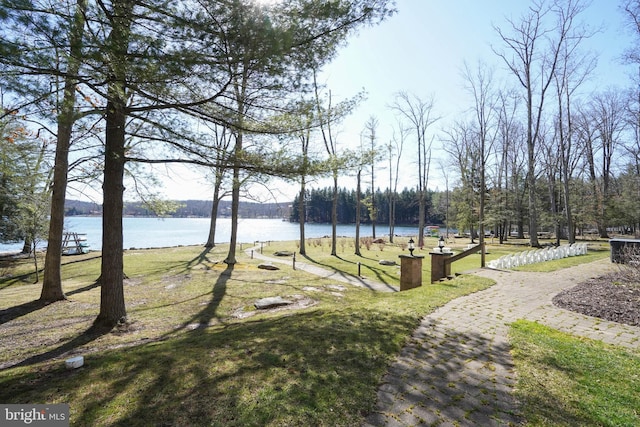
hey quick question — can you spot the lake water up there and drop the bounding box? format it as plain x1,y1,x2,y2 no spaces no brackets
1,217,429,252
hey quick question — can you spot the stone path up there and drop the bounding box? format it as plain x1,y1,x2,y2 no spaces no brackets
363,258,640,426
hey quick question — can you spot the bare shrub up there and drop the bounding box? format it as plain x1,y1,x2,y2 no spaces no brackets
361,237,372,250
616,245,640,286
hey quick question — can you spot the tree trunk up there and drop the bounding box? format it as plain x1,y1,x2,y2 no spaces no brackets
479,159,486,267
330,172,338,256
371,166,376,240
526,90,540,247
41,120,70,301
22,239,31,256
225,149,241,264
584,133,606,238
95,96,127,328
561,175,574,244
600,141,612,239
41,0,87,303
32,239,39,283
95,0,132,328
548,174,561,245
298,178,306,256
355,169,362,256
560,87,575,244
389,196,395,243
388,153,394,244
516,202,525,239
205,185,221,248
417,188,425,248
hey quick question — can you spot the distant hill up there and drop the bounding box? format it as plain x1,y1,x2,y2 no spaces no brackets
65,199,292,219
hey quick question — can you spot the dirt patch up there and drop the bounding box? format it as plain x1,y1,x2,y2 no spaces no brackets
231,295,317,319
553,272,640,327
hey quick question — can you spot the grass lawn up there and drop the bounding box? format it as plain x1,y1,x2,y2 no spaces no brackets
510,320,640,426
267,235,530,285
0,237,633,426
0,243,493,426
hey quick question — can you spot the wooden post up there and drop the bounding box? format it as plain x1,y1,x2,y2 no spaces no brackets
431,243,485,283
398,254,424,291
430,251,453,283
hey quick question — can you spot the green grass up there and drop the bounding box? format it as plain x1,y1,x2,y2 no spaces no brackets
0,244,493,426
267,236,529,286
267,236,613,281
0,239,631,426
510,320,640,426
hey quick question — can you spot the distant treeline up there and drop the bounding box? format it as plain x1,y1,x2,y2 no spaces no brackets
65,199,291,219
289,187,445,225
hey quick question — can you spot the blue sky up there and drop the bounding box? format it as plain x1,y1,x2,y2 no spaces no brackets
307,0,636,195
70,0,636,203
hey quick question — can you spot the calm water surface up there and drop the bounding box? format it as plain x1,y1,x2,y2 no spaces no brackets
1,217,425,252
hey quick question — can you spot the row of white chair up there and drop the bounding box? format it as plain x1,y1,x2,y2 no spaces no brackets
487,243,588,269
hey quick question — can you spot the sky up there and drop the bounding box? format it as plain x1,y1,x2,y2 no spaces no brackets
67,0,637,204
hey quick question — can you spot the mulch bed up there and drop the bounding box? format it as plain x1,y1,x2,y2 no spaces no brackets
553,272,640,327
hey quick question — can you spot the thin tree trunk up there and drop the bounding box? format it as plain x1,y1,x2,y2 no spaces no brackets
388,148,394,243
330,173,338,256
355,170,362,256
371,159,376,240
584,132,605,238
298,178,306,256
205,192,220,248
32,239,39,283
548,174,561,245
225,147,241,264
479,155,486,267
417,189,425,248
561,90,575,244
526,89,540,247
561,175,574,243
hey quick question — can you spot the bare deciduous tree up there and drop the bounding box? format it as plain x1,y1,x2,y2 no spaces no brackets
390,92,439,248
587,89,627,238
494,0,587,246
461,61,499,265
387,120,407,243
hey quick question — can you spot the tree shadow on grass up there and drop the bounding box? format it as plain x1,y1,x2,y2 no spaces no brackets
300,253,399,292
0,279,101,326
1,322,112,371
185,246,214,270
165,261,235,336
0,309,416,425
0,299,48,325
66,280,101,297
0,253,101,291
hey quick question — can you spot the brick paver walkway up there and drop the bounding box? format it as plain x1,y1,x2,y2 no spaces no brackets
364,258,640,426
